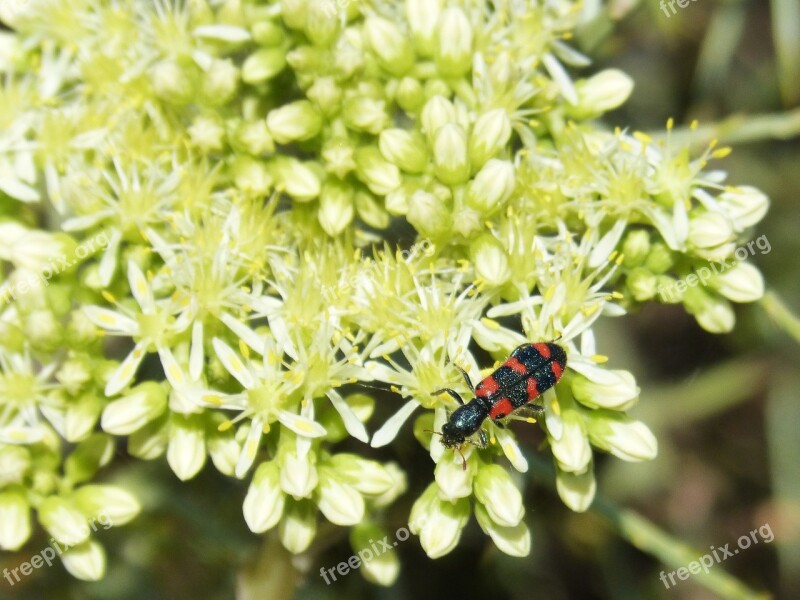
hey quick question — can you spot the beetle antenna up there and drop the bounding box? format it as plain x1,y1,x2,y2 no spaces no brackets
456,446,467,470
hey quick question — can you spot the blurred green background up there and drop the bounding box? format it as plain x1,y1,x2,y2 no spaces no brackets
2,0,798,598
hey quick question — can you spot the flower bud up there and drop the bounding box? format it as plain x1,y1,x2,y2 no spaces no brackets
474,502,530,557
207,429,240,477
586,410,658,462
434,451,476,500
0,446,30,488
555,466,596,512
350,523,400,585
305,1,339,46
318,180,355,236
167,415,206,481
355,147,402,195
327,454,395,496
243,461,285,533
364,16,414,76
0,488,30,550
273,157,321,201
433,123,470,185
621,230,651,267
571,368,639,410
409,483,469,558
467,159,515,213
62,540,106,581
279,499,316,553
379,129,428,173
342,96,389,134
688,211,734,251
645,242,674,274
683,286,735,333
718,186,769,231
470,234,511,286
567,69,634,119
201,58,238,105
355,189,391,229
266,100,322,144
306,76,342,116
549,408,592,474
280,0,307,30
188,116,225,153
627,267,658,301
280,449,318,499
64,433,113,485
242,47,286,84
406,0,441,56
396,77,425,113
421,95,456,139
231,156,273,195
231,120,274,156
150,59,194,104
435,7,473,78
712,262,764,302
474,464,524,527
407,190,451,238
72,484,140,526
252,20,285,46
322,137,356,179
317,467,364,526
101,382,167,435
468,109,511,169
39,496,90,545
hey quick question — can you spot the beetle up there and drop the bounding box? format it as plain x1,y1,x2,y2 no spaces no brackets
430,342,567,467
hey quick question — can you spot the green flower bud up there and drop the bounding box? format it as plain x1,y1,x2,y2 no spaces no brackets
468,109,511,169
150,59,194,104
467,158,515,213
421,95,456,139
586,410,658,462
62,540,106,581
0,446,30,487
342,96,389,134
188,116,225,153
712,262,764,302
242,47,286,84
286,46,322,73
435,7,473,78
470,234,511,286
474,464,524,527
407,190,451,238
433,123,470,185
621,230,651,267
305,1,339,46
167,415,206,481
627,267,658,301
683,286,735,333
327,454,395,496
24,308,61,351
317,466,364,526
355,189,391,229
101,382,167,436
39,496,90,545
645,242,673,273
280,0,307,30
474,503,530,557
306,76,342,116
434,452,476,500
279,499,316,553
718,186,769,232
64,433,113,485
409,483,469,558
0,488,31,550
273,157,321,202
231,156,273,195
572,369,639,410
252,20,285,46
318,180,355,236
128,416,169,460
322,137,356,179
555,466,596,512
267,100,322,144
406,0,441,56
201,58,238,105
355,147,402,195
567,69,634,119
549,408,592,474
350,523,400,586
379,128,428,173
243,461,285,533
72,484,141,526
688,211,734,252
396,77,425,113
280,449,318,499
364,16,414,76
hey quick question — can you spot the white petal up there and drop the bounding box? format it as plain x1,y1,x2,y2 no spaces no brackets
98,229,122,287
83,306,138,334
326,389,369,443
235,419,263,479
212,337,255,389
105,343,147,396
493,426,528,473
370,399,419,448
221,312,265,354
158,346,186,389
276,410,327,438
127,261,154,312
193,24,251,43
189,320,204,381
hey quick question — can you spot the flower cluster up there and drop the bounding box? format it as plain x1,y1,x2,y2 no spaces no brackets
0,0,768,585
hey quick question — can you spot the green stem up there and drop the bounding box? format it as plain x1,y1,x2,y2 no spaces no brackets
649,109,800,148
527,454,770,600
760,290,800,343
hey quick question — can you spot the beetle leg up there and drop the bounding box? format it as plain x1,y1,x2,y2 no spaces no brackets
431,388,465,406
507,404,545,422
453,363,474,393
